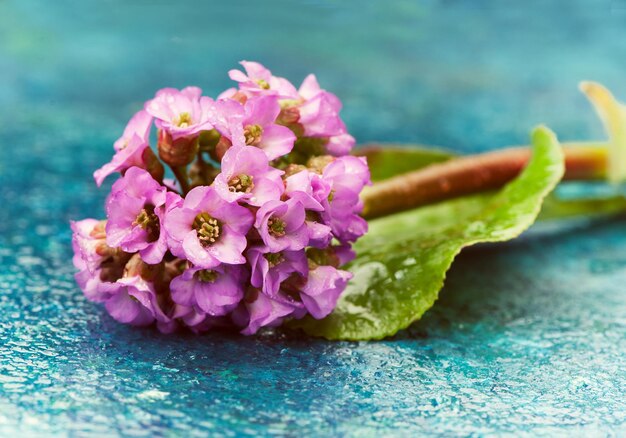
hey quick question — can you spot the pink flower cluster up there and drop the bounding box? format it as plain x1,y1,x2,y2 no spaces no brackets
72,61,370,334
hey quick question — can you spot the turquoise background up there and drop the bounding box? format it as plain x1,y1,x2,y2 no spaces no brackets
1,0,625,435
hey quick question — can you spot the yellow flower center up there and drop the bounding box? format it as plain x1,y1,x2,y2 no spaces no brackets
268,217,286,238
193,212,221,247
228,174,254,193
256,79,270,90
264,252,285,268
175,112,193,128
133,204,160,242
195,269,218,283
244,124,263,146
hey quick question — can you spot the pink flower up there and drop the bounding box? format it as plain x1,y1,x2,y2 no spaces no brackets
75,63,372,334
298,94,345,138
171,304,209,332
213,96,296,160
238,289,297,335
165,186,253,268
93,110,162,186
241,96,297,159
298,75,344,132
170,265,244,316
105,167,176,264
213,146,284,206
320,156,371,242
299,266,352,319
145,86,214,139
247,246,308,296
255,198,309,252
114,109,153,152
72,219,111,302
284,169,326,211
72,219,107,275
326,133,356,156
296,74,356,155
209,98,245,146
284,169,332,247
94,135,154,187
100,275,170,327
229,61,299,99
335,244,356,266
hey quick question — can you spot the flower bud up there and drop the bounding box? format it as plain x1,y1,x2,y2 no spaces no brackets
124,253,163,282
198,129,221,153
230,91,248,104
214,135,232,162
277,106,300,125
307,155,334,174
157,129,199,167
89,220,107,239
283,164,307,178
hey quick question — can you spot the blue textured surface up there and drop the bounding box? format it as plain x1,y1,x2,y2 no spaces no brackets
1,1,626,435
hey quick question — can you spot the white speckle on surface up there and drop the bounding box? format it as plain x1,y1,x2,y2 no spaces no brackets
137,390,170,401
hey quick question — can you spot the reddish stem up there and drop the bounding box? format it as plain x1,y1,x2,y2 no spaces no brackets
361,144,608,220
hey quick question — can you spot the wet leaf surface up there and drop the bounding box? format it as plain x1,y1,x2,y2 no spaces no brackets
293,127,565,339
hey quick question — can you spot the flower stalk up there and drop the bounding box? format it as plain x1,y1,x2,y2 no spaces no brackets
361,142,609,220
171,165,191,195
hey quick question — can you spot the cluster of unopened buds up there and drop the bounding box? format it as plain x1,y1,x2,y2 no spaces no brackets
72,61,371,334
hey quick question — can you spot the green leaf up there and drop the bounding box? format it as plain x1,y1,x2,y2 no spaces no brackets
537,194,626,221
290,126,565,340
355,144,453,182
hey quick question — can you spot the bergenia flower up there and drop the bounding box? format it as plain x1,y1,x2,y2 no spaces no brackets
325,133,356,156
215,96,296,160
93,110,160,186
282,74,355,155
145,86,214,139
229,61,299,99
213,145,284,206
114,109,153,152
100,275,170,327
171,304,209,332
73,61,372,335
335,244,356,266
165,186,253,268
170,265,244,316
171,304,228,334
209,98,245,148
72,219,111,302
72,219,108,275
284,168,326,211
71,219,134,304
284,169,332,247
298,74,346,132
247,246,308,296
299,266,352,319
94,135,160,187
105,167,175,264
240,96,296,159
297,92,346,138
296,75,356,157
238,289,297,335
320,156,371,242
255,198,309,252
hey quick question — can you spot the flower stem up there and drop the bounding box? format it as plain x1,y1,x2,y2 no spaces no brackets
361,142,609,220
171,165,191,195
